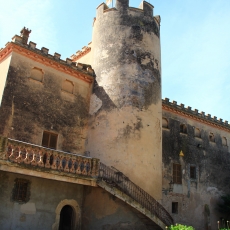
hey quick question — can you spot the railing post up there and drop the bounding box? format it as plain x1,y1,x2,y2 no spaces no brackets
0,136,8,160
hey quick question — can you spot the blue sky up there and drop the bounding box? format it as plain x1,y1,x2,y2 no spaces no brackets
1,0,230,122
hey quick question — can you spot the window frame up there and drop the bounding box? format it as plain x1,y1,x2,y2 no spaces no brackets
12,178,30,203
172,202,179,214
173,163,182,184
190,165,196,180
42,131,58,149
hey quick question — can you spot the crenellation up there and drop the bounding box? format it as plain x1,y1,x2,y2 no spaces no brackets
162,98,230,129
66,58,72,65
41,47,49,54
11,35,22,44
95,0,157,18
139,1,154,17
1,29,95,77
29,41,36,49
54,52,61,60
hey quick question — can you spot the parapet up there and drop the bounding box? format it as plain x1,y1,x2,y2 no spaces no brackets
96,0,157,19
71,42,92,62
162,98,230,130
7,28,95,78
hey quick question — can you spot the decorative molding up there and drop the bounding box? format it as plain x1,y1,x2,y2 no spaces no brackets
0,43,94,83
162,103,230,133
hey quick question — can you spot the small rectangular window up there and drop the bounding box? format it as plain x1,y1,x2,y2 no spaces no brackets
172,202,178,214
190,166,196,179
12,179,29,202
173,163,182,184
42,131,58,149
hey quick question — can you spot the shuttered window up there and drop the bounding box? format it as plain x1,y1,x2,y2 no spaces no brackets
173,163,182,184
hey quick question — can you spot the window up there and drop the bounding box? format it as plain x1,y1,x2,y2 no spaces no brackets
30,67,43,82
42,131,58,149
12,179,29,202
62,80,74,94
162,118,169,129
173,163,182,184
180,124,187,134
190,166,196,179
194,128,201,138
172,202,178,214
209,132,215,142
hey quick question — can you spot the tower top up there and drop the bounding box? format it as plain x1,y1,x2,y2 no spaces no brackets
20,27,31,44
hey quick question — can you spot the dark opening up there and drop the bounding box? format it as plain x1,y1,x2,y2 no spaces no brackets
42,131,58,149
172,202,178,214
190,166,196,179
59,205,74,230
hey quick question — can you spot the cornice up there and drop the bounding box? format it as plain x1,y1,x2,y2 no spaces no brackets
0,43,94,84
72,47,91,62
162,103,230,133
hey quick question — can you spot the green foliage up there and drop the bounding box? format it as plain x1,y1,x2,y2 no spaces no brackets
167,224,195,230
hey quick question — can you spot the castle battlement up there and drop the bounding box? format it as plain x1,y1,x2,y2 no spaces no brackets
0,29,95,78
96,1,160,27
162,98,230,130
71,42,92,62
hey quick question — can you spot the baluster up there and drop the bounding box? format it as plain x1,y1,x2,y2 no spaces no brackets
82,159,88,175
70,157,76,174
51,153,58,170
31,150,37,166
76,157,82,174
45,152,51,168
9,145,17,161
15,147,23,163
37,151,44,167
23,149,30,164
64,156,70,172
57,155,64,170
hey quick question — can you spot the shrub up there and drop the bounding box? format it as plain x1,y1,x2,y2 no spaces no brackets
167,224,195,230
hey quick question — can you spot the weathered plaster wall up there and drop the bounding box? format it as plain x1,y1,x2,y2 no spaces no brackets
0,51,92,153
0,171,83,230
82,186,155,230
162,109,230,229
0,54,12,105
87,0,162,199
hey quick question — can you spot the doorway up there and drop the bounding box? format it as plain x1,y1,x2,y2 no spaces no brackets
59,205,74,230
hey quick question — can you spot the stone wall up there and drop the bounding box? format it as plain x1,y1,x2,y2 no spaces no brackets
0,171,83,230
162,108,230,229
82,186,156,230
0,51,92,153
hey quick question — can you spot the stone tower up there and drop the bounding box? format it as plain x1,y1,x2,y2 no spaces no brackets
87,0,162,199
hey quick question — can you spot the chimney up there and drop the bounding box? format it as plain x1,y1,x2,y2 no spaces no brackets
20,27,31,44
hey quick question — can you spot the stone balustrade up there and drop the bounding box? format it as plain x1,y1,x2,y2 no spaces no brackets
0,136,99,178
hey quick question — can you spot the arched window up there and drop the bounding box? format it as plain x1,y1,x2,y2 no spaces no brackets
209,132,215,142
62,80,74,94
30,67,43,82
162,118,169,129
222,137,227,146
180,124,187,134
194,128,201,138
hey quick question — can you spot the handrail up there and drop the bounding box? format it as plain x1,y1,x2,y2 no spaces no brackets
98,162,174,227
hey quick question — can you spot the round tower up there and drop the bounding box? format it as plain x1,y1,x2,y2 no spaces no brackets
88,0,162,199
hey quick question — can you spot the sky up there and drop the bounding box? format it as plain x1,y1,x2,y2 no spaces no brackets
0,0,230,121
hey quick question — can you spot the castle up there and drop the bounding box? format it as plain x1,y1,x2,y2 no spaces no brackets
0,1,229,229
